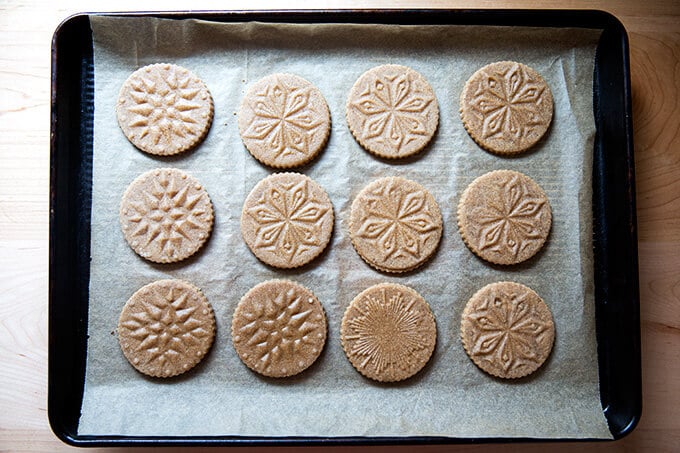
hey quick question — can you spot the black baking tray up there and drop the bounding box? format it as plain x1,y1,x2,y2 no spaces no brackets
49,9,640,446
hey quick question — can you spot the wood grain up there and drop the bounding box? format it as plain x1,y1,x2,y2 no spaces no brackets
1,0,679,451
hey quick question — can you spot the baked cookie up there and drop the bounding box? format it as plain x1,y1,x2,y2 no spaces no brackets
457,170,551,265
346,64,439,159
119,168,214,263
460,61,553,155
349,176,442,273
460,281,555,379
341,283,436,382
116,63,214,156
238,73,331,168
118,279,216,378
241,173,334,268
232,280,327,378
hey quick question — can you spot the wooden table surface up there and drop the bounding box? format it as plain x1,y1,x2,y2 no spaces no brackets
1,0,678,451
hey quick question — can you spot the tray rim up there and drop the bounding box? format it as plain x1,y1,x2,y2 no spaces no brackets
48,8,640,447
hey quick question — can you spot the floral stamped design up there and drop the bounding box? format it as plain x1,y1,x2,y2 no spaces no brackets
232,280,327,378
116,64,213,156
238,74,330,168
347,65,439,158
118,280,215,378
119,168,214,263
458,170,551,265
350,177,442,273
461,282,555,379
460,61,553,154
241,173,334,268
341,283,436,382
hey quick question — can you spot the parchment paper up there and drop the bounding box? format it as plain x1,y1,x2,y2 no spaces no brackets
80,15,611,439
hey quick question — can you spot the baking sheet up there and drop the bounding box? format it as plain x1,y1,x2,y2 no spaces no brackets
79,15,611,439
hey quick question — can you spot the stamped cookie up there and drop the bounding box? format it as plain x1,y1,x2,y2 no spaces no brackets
341,283,436,382
241,173,334,268
238,73,331,168
457,170,551,265
118,279,216,378
460,61,553,155
346,64,439,159
232,280,327,378
349,176,442,273
120,168,214,263
116,63,214,156
461,281,555,379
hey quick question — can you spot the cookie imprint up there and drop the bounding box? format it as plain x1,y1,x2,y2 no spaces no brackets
457,170,551,265
460,61,553,155
238,73,330,168
461,281,555,379
341,283,436,382
350,176,442,273
116,63,213,156
118,279,215,378
120,168,214,263
232,280,327,377
346,64,439,159
241,173,333,268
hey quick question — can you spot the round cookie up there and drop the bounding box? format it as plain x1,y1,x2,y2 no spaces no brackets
349,176,442,273
460,281,555,379
120,168,214,263
118,279,216,378
346,64,439,159
232,280,327,378
341,283,436,382
238,73,331,168
241,173,334,269
460,61,553,155
457,170,551,265
116,63,214,156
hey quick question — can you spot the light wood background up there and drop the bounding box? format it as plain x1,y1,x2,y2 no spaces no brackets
1,0,678,451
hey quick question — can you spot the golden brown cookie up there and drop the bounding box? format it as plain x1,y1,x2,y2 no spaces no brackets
120,168,214,263
460,281,555,379
341,283,436,382
460,61,553,155
238,73,331,168
457,170,551,265
346,64,439,159
118,279,216,378
241,173,334,268
349,176,442,273
116,63,214,156
232,280,327,378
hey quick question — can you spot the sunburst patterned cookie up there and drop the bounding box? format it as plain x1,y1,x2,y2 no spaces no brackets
238,73,330,168
341,283,436,382
117,279,216,378
457,170,551,265
116,63,214,156
119,168,214,263
241,173,334,269
232,280,327,378
460,281,555,379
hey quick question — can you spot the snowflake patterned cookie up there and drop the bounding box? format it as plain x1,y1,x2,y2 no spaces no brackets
119,168,214,263
116,63,214,156
460,61,553,155
461,281,555,379
457,170,551,265
349,176,442,273
238,73,331,168
346,64,439,159
241,173,334,268
118,279,216,378
341,283,436,382
232,280,327,378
